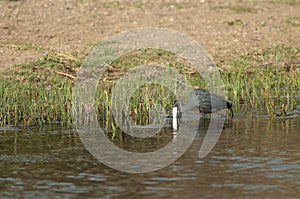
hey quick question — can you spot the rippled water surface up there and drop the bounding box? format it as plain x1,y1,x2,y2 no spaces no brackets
1,115,299,198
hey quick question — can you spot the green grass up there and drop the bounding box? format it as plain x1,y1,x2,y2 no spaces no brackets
0,78,73,127
1,41,45,51
0,45,299,128
272,0,300,5
224,19,244,26
221,45,300,116
223,60,299,114
210,5,255,13
284,16,300,25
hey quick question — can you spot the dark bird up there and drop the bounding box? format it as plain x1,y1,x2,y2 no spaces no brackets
173,88,233,118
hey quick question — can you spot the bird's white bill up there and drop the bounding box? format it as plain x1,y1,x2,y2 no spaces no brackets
172,107,178,131
172,107,178,118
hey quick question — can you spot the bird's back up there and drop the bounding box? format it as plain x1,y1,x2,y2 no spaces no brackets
174,88,233,117
192,88,232,114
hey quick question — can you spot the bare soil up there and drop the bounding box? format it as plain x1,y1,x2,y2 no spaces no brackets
0,0,300,71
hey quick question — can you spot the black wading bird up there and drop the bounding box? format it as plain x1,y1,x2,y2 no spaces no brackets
173,88,233,118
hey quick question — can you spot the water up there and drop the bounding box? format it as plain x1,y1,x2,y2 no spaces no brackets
0,114,300,198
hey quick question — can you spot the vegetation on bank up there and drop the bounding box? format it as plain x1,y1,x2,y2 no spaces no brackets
0,44,299,129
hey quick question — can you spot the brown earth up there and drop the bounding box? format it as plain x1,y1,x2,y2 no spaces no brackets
0,0,300,71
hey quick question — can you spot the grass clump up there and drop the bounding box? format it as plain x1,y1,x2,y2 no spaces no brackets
210,5,255,13
1,45,299,128
271,0,300,5
0,78,73,127
221,45,300,116
0,50,79,128
224,19,243,26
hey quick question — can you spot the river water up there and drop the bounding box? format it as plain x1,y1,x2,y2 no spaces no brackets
0,114,299,198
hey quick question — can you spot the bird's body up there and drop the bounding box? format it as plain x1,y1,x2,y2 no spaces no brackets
173,88,233,117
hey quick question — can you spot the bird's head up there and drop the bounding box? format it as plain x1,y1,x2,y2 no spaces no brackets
173,100,181,108
226,100,234,117
226,100,233,109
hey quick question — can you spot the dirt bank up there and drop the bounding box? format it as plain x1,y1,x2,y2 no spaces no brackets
0,0,300,70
